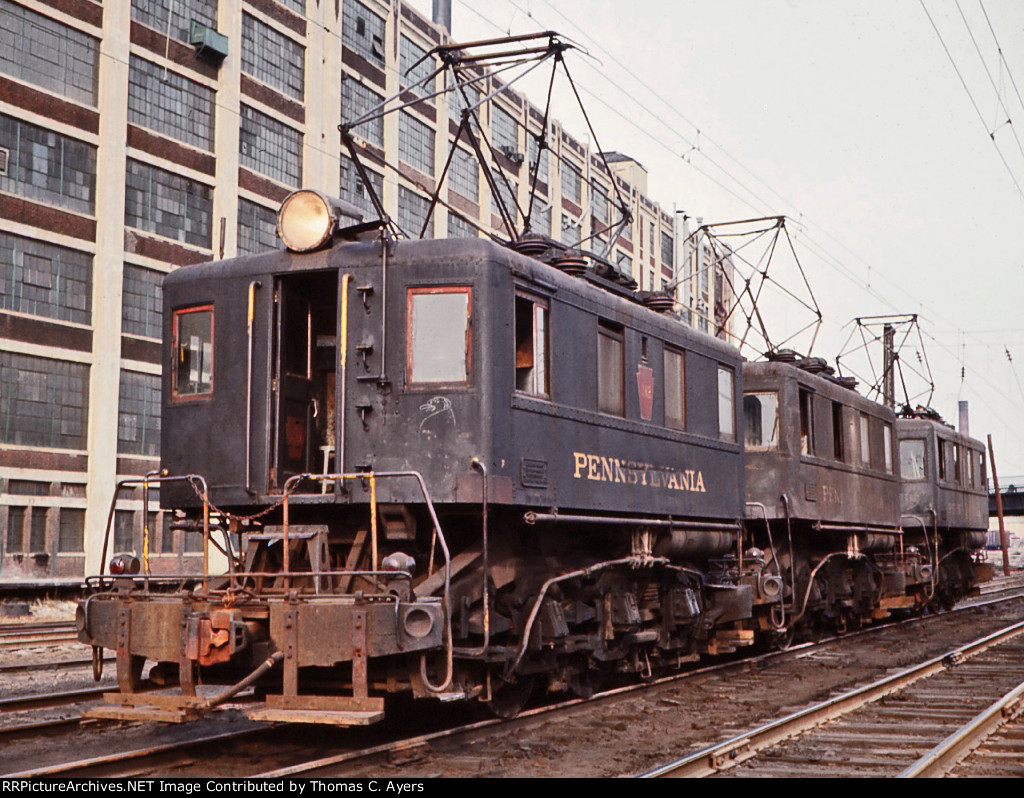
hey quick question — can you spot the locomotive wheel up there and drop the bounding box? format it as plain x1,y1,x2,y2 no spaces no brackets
486,673,536,719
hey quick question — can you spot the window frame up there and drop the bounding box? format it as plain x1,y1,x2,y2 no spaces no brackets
514,292,550,399
664,346,686,431
597,322,625,417
405,286,473,388
717,365,736,442
171,304,214,402
743,391,780,450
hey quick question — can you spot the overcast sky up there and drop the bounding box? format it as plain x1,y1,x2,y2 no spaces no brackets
409,0,1024,479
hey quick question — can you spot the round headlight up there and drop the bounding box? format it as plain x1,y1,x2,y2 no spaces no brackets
278,190,335,252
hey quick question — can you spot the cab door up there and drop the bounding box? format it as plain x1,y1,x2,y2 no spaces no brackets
272,278,315,490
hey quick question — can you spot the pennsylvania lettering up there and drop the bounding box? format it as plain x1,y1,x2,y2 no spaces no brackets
572,451,706,492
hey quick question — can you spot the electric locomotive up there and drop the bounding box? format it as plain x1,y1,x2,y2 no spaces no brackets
77,190,768,725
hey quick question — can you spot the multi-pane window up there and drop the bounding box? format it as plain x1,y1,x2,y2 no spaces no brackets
5,506,49,554
341,77,384,147
661,231,674,269
491,106,519,154
718,366,735,441
449,78,481,123
616,251,632,276
491,174,518,221
59,508,85,553
237,198,279,255
0,113,96,214
561,214,580,246
528,133,549,184
122,264,164,338
530,203,551,237
591,182,609,229
0,0,99,105
515,294,549,397
447,213,476,238
561,162,582,205
449,147,479,202
240,104,303,187
664,348,686,430
339,155,383,220
342,0,385,67
407,287,471,385
0,232,91,325
128,56,215,151
114,509,136,554
744,392,780,449
398,185,432,239
242,14,305,100
118,370,160,457
131,0,219,42
398,112,435,174
400,36,435,102
280,0,305,12
597,324,624,416
125,159,213,247
0,351,88,449
172,306,213,399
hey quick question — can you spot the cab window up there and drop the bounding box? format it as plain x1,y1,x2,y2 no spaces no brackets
515,294,550,397
407,287,471,385
744,392,778,449
172,305,213,399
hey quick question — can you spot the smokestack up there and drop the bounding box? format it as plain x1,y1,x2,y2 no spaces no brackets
433,0,452,33
958,400,969,436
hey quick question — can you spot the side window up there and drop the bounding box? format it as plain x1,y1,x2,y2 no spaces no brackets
900,438,926,480
515,294,549,397
799,389,815,454
664,347,685,430
407,286,471,385
744,391,779,449
938,438,948,481
717,365,735,442
597,323,624,416
883,423,893,473
859,413,870,466
172,305,213,399
831,401,845,462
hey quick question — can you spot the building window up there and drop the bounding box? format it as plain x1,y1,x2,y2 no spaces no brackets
616,251,633,277
279,0,305,12
339,156,383,220
491,106,519,154
242,14,305,101
448,213,476,238
131,0,218,42
59,508,85,553
491,173,518,223
122,264,164,338
125,159,213,248
398,185,432,239
0,113,96,214
528,133,549,184
718,366,735,441
515,294,549,397
597,324,624,416
400,36,435,103
240,104,303,187
128,56,215,151
399,112,435,175
341,77,385,147
561,163,582,205
237,198,279,255
172,306,213,399
342,0,385,68
744,392,780,449
799,389,815,455
449,147,479,202
661,231,674,268
859,413,871,466
4,506,47,554
664,348,686,430
591,182,609,231
0,232,91,325
449,77,481,122
531,204,551,237
0,351,88,449
407,287,471,385
0,0,99,105
561,214,580,246
118,370,161,457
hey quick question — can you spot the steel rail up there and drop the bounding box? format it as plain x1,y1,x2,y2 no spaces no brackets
898,677,1024,778
639,618,1024,778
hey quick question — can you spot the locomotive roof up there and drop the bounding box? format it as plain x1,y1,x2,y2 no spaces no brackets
164,236,742,364
896,416,984,449
744,359,897,418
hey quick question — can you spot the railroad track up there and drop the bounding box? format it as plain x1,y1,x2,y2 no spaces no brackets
0,621,77,649
5,594,1023,778
641,620,1024,778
